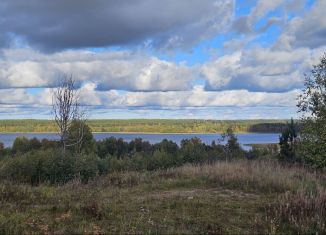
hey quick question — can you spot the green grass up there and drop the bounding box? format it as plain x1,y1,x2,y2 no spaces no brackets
0,160,325,234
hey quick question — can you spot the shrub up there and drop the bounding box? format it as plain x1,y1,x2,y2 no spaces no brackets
96,137,129,158
0,149,100,184
153,139,179,155
180,137,207,164
67,120,96,154
279,118,300,163
12,136,30,154
76,154,100,183
147,150,181,170
0,142,6,158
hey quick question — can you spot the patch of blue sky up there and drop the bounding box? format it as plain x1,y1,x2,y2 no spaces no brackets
26,87,43,95
249,24,282,48
254,10,283,30
0,105,299,120
235,0,256,17
190,78,206,88
77,106,299,120
157,33,234,66
305,0,316,9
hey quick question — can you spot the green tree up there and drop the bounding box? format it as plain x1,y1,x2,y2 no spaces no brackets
180,137,206,164
29,137,42,150
12,136,30,154
0,142,5,157
219,128,243,162
297,53,326,168
279,118,299,162
67,120,95,154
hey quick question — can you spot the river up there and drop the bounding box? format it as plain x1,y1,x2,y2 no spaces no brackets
0,132,280,148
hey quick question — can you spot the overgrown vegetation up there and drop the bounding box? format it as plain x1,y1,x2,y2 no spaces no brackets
0,160,324,234
279,118,300,163
0,125,325,233
297,53,326,168
0,130,246,185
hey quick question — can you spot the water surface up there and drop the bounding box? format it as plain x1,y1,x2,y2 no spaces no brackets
0,132,280,148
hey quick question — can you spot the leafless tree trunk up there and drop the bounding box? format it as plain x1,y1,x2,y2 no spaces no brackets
52,74,86,154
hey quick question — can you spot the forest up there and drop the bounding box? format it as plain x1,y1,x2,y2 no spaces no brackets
0,119,290,133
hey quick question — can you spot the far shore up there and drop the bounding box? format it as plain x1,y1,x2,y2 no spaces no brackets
0,131,280,134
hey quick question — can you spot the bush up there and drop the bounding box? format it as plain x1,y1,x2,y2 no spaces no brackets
12,137,49,155
0,149,101,184
76,154,100,183
67,120,96,154
0,142,6,158
180,137,207,164
12,136,30,154
279,118,300,163
96,137,129,158
148,150,181,170
153,139,179,155
1,135,248,185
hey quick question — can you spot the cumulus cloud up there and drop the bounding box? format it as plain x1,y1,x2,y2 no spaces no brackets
1,45,324,94
201,46,326,92
0,48,196,91
0,0,323,119
0,88,35,105
0,0,234,51
10,84,298,108
275,0,326,50
108,88,299,108
232,0,286,35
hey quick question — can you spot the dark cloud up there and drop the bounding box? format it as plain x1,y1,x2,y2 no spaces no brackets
0,0,233,51
232,16,252,34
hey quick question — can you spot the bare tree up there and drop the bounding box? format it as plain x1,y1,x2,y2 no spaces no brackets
52,74,86,153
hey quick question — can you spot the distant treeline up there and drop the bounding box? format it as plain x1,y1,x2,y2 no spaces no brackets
0,119,294,133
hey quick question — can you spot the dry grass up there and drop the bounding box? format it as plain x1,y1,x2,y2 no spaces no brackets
172,160,323,193
0,160,325,234
266,186,326,233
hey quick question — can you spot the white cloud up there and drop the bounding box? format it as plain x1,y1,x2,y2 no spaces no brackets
0,88,35,105
232,0,286,34
0,84,300,109
275,0,326,49
201,46,326,92
47,85,301,108
0,48,196,91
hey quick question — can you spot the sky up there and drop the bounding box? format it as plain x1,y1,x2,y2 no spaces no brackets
0,0,325,120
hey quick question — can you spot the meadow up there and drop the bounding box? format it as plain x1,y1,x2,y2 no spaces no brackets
1,160,325,234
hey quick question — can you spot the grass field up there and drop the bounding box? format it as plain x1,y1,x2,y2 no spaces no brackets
1,160,325,234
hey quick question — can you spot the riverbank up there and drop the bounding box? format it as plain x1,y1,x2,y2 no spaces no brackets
0,119,290,133
0,131,278,134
